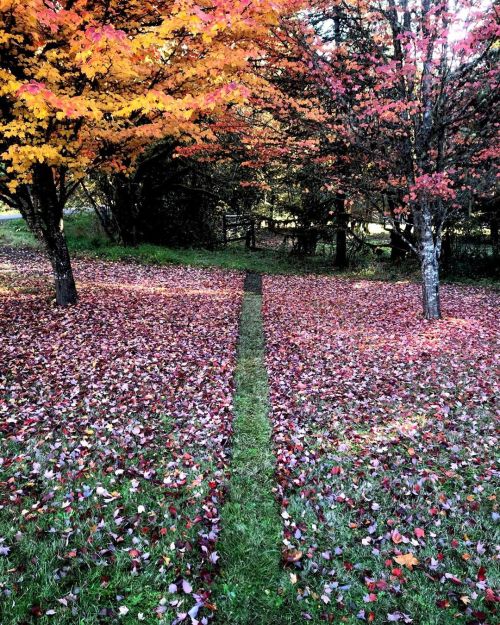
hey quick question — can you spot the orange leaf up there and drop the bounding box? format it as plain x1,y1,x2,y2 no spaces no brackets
393,553,419,570
283,549,303,563
391,530,403,544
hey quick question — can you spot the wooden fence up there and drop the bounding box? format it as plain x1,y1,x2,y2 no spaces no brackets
222,214,256,249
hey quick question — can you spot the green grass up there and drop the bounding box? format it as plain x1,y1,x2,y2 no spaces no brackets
0,214,324,275
272,414,500,624
0,216,39,247
1,213,498,287
0,213,416,282
214,282,301,625
0,424,220,624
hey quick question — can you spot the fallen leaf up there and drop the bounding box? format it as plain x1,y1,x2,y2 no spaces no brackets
393,553,419,570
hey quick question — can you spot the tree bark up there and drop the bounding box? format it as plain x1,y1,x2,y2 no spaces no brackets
17,164,78,306
294,222,319,256
390,228,406,262
421,246,441,319
112,173,139,246
416,207,441,320
441,230,452,268
46,225,78,306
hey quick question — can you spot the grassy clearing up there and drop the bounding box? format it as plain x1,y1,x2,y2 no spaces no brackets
0,435,185,624
0,214,324,275
215,276,300,625
1,213,498,287
0,424,214,624
0,213,412,283
278,413,500,624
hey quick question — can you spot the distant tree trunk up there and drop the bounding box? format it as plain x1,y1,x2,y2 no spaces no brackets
441,229,452,268
113,174,139,246
389,222,413,262
415,205,441,320
491,214,498,258
390,228,405,262
17,164,78,306
295,227,319,256
81,181,118,243
387,197,413,262
334,196,348,268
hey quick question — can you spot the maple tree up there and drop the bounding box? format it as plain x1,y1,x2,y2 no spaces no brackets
2,0,497,313
0,6,497,622
215,0,498,317
280,0,499,318
0,0,281,305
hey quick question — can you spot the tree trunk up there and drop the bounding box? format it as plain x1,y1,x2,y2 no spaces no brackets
17,164,78,306
112,173,139,246
334,196,348,268
441,230,452,269
297,228,319,256
417,208,441,320
46,224,78,306
421,246,441,319
491,215,498,258
390,228,405,262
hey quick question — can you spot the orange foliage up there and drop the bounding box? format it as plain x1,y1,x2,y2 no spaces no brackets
0,0,286,191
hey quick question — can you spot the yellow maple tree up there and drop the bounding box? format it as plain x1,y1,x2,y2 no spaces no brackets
0,0,282,304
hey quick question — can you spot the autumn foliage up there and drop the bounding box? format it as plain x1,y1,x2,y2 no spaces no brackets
229,0,499,317
0,3,498,623
0,0,281,187
0,0,283,304
1,0,498,313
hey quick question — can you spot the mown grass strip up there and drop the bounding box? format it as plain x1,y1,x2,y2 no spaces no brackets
215,273,291,624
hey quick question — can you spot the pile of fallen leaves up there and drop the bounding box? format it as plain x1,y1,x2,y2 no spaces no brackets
263,276,499,624
0,250,243,624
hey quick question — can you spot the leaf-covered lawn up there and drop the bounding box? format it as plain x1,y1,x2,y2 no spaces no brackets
263,276,499,624
0,249,243,624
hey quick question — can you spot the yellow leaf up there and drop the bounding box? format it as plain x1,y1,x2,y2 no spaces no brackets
393,553,419,570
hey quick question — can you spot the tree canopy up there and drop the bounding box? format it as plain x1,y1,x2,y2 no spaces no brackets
1,0,498,314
